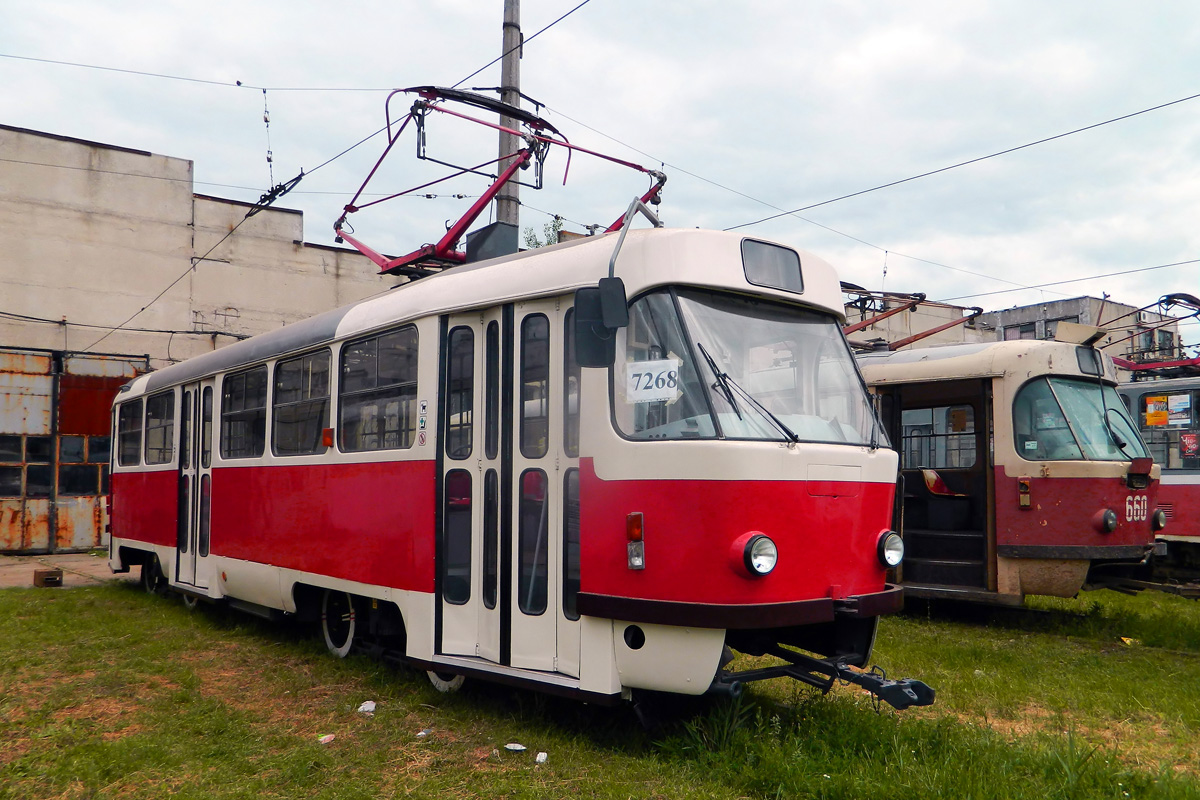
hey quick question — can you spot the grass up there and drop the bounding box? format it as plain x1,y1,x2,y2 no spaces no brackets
1,583,1198,798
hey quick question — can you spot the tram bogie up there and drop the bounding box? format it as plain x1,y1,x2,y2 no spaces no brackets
858,339,1161,605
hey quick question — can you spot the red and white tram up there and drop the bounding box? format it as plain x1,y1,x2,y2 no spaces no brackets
858,338,1162,605
1118,377,1200,589
108,222,933,708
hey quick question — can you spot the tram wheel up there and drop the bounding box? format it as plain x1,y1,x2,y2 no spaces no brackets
321,590,357,658
141,557,166,595
426,671,465,693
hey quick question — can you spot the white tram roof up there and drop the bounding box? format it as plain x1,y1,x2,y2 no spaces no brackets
856,339,1120,386
123,227,846,398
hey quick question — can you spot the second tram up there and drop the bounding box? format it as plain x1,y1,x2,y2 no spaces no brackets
1118,376,1200,586
858,338,1162,605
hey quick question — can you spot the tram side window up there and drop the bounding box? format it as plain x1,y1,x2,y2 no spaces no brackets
221,366,268,459
519,469,548,616
117,400,144,466
521,314,550,459
485,321,500,460
445,327,474,460
144,391,176,465
564,309,580,458
563,468,580,621
901,406,976,469
340,327,418,452
1138,391,1200,469
274,350,331,456
443,469,472,605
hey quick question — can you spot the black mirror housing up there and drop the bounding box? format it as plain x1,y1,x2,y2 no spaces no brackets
575,286,618,368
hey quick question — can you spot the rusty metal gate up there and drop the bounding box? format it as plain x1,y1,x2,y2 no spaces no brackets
0,348,148,554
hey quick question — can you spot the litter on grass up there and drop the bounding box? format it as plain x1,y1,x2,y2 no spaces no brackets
357,700,376,714
318,734,335,745
504,743,527,752
535,752,548,764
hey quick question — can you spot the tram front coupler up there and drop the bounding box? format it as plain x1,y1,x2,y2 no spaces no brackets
712,643,935,711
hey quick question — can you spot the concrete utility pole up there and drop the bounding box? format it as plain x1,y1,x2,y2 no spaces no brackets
496,0,522,227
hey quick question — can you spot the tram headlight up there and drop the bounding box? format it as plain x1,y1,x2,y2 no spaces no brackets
730,533,778,577
744,535,778,576
1152,508,1167,532
1093,508,1119,534
877,531,904,568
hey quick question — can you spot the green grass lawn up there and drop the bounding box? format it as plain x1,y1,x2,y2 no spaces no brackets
1,583,1198,799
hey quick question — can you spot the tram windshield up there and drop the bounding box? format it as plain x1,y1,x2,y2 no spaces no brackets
1012,376,1148,461
613,287,882,445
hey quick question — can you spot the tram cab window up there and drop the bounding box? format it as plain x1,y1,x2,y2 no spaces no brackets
1013,377,1147,462
614,287,881,445
340,326,418,452
273,350,331,456
117,400,144,466
221,366,268,459
144,391,176,465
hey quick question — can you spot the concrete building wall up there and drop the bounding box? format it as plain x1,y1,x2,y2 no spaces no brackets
0,124,400,552
0,124,398,368
844,295,985,350
977,296,1180,362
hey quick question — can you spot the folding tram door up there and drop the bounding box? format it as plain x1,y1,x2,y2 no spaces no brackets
176,380,215,590
437,300,581,678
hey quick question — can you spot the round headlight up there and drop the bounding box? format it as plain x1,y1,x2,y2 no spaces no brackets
1152,508,1167,532
1093,508,1118,534
744,535,778,576
877,532,904,568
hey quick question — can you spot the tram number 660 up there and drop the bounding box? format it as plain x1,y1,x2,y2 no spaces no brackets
1125,494,1148,522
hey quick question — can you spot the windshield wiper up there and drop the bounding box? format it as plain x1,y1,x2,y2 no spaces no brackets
696,342,743,421
696,342,800,443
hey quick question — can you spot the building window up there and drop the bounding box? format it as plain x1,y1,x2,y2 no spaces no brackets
117,400,144,466
144,391,175,465
339,327,418,452
58,435,108,496
274,350,331,456
1004,322,1037,341
1044,316,1079,340
221,366,268,459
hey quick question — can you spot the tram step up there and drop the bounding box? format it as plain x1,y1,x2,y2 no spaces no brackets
903,556,986,589
903,529,986,562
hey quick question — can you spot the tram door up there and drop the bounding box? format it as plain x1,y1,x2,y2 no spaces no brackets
439,301,580,676
176,381,215,589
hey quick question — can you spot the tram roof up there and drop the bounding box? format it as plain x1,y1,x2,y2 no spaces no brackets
1116,375,1200,395
127,227,846,396
856,339,1120,385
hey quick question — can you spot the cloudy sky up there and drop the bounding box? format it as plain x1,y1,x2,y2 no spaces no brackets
5,1,1200,344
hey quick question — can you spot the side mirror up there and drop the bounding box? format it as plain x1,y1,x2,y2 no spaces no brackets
575,283,625,368
598,277,629,329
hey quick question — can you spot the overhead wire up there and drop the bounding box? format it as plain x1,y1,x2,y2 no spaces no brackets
936,259,1200,303
725,90,1200,231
